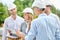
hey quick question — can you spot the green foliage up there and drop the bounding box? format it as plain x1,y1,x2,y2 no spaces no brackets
0,0,34,26
0,3,8,26
0,0,60,26
14,0,33,17
51,5,56,14
56,9,60,17
51,5,60,17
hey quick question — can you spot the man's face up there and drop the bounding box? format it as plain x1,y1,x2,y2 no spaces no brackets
9,8,17,15
33,7,40,16
45,6,51,13
45,7,50,11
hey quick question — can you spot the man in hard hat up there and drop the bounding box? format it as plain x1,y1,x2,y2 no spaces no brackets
45,1,60,29
25,1,60,40
15,7,34,40
25,1,47,40
2,3,24,40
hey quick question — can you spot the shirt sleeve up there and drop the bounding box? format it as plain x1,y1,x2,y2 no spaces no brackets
20,22,27,36
55,25,60,40
56,16,60,29
2,20,8,40
25,21,37,40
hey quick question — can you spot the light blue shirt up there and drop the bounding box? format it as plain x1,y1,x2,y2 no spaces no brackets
49,13,60,28
2,15,24,40
25,13,60,40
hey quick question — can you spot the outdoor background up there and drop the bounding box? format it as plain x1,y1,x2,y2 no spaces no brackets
0,0,60,27
0,0,60,40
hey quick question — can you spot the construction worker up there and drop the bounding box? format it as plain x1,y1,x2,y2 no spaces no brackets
2,3,24,40
25,1,60,40
15,7,34,40
45,1,60,28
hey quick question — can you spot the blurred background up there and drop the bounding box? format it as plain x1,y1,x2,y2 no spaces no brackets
0,0,34,27
0,0,60,40
0,0,60,27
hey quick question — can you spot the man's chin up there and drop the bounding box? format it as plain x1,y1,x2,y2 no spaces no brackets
12,13,16,15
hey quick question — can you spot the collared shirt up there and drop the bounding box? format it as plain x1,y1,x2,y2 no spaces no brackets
49,13,60,28
25,13,60,40
2,15,24,40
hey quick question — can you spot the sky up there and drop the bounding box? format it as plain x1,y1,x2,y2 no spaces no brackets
50,0,60,10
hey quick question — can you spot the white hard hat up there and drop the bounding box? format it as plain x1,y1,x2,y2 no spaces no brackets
45,0,52,6
32,1,46,9
23,8,33,15
7,3,16,10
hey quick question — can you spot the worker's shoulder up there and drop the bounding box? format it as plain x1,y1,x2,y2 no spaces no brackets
51,13,59,18
32,18,42,23
32,18,38,22
51,14,60,20
17,16,25,23
5,16,11,21
17,16,24,21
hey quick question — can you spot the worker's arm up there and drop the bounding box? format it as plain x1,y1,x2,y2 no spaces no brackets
16,30,25,39
55,24,60,40
15,22,25,39
2,19,8,40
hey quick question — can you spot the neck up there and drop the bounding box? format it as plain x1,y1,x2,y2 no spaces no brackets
46,10,51,15
27,20,31,24
11,14,16,20
26,20,31,23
